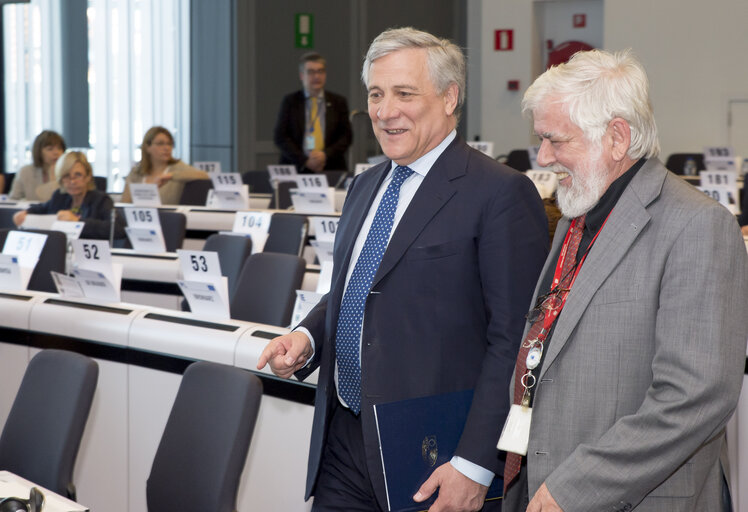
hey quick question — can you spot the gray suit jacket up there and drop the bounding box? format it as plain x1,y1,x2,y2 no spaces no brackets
505,158,748,512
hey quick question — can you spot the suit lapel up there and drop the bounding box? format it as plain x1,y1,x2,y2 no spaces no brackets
539,159,668,377
323,92,333,143
371,139,465,288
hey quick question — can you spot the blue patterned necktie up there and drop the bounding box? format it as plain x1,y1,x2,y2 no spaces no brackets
335,165,414,414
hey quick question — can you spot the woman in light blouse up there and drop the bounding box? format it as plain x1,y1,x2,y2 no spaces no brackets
121,126,209,205
9,130,66,201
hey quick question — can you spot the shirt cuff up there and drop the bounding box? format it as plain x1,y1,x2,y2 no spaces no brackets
292,326,315,368
449,456,494,487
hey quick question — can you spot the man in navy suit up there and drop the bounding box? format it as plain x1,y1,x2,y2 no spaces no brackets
273,52,353,173
259,28,548,511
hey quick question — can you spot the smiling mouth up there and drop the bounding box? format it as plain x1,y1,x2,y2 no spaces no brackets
555,170,570,180
384,129,407,135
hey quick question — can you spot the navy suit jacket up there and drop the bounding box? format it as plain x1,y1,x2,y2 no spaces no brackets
273,90,353,172
296,137,548,509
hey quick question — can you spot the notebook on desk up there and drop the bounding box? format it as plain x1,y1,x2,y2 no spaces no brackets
373,389,502,512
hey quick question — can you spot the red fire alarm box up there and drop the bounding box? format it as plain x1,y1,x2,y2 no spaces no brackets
495,29,513,51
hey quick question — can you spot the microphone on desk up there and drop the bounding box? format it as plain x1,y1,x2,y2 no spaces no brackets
109,208,116,247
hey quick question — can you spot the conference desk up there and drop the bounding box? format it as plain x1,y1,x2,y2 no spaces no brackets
0,291,315,512
0,471,88,511
111,248,322,310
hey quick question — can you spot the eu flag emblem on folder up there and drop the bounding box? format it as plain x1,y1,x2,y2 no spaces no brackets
373,389,502,511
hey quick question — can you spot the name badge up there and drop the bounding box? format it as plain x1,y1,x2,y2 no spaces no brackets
73,268,120,302
194,161,222,173
310,216,339,243
295,174,329,190
128,183,161,206
497,404,532,456
3,230,47,270
51,271,85,298
210,172,242,190
290,290,324,327
232,211,271,253
207,188,249,210
290,189,335,214
525,170,558,198
696,185,740,215
71,239,117,284
51,220,85,241
304,134,316,152
177,280,230,320
267,165,298,183
124,227,167,253
0,254,23,290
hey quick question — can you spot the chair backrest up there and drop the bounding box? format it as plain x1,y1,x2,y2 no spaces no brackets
267,180,297,210
93,176,107,192
178,179,213,206
665,153,705,175
202,233,253,300
0,228,67,292
230,252,305,326
146,361,262,512
264,213,308,256
504,149,532,172
0,349,98,500
322,170,350,189
241,170,273,194
3,173,15,194
0,208,21,229
158,211,187,252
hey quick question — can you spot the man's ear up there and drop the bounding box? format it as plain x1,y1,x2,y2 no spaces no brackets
443,83,459,116
608,117,631,161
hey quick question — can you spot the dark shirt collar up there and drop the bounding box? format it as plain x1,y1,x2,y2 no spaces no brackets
583,157,646,237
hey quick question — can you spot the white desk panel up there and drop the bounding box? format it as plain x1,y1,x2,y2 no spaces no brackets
128,308,250,364
234,327,315,511
26,296,142,512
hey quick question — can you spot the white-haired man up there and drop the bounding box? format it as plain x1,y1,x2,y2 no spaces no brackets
259,27,548,511
501,49,748,512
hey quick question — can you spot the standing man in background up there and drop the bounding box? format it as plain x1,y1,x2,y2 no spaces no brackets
274,52,353,173
259,27,548,511
501,49,748,512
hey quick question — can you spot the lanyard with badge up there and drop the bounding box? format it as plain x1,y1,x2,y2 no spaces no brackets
498,214,609,456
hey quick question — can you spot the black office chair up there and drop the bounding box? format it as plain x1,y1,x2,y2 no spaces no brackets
116,210,186,252
665,153,705,175
264,213,308,256
178,179,213,206
0,208,21,229
146,361,262,512
267,180,297,210
322,170,350,189
241,170,273,194
502,149,532,172
230,252,305,326
0,228,66,293
0,349,98,501
93,176,107,192
3,173,15,195
202,233,253,300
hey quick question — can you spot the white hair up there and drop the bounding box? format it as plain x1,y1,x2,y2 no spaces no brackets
361,27,465,120
523,49,660,159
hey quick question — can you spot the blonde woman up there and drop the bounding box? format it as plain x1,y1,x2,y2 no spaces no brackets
9,130,66,201
13,151,124,239
121,126,209,204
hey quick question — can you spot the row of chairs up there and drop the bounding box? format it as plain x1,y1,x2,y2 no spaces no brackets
0,349,261,511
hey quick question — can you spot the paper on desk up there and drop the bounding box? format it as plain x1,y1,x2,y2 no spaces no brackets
21,214,56,230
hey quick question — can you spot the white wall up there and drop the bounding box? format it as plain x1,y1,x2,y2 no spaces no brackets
470,0,748,161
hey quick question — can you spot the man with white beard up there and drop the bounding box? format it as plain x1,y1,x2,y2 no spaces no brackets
500,49,748,512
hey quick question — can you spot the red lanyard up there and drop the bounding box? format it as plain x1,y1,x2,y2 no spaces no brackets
539,214,609,335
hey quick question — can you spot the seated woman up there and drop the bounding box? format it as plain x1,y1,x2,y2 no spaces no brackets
9,130,67,201
121,126,209,205
13,151,125,240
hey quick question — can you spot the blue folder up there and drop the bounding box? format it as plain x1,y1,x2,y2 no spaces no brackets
373,389,502,511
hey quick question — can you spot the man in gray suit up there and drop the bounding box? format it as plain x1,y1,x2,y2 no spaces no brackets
501,49,748,512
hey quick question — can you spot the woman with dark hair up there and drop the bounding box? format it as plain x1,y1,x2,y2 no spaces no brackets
13,151,124,240
121,126,209,204
9,130,67,201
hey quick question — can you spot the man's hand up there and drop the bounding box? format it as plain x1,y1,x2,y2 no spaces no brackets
527,483,563,512
412,462,488,512
256,331,313,379
741,225,748,237
56,210,81,221
305,150,327,173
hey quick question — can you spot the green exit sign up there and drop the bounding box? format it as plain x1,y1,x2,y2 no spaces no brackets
295,13,314,48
